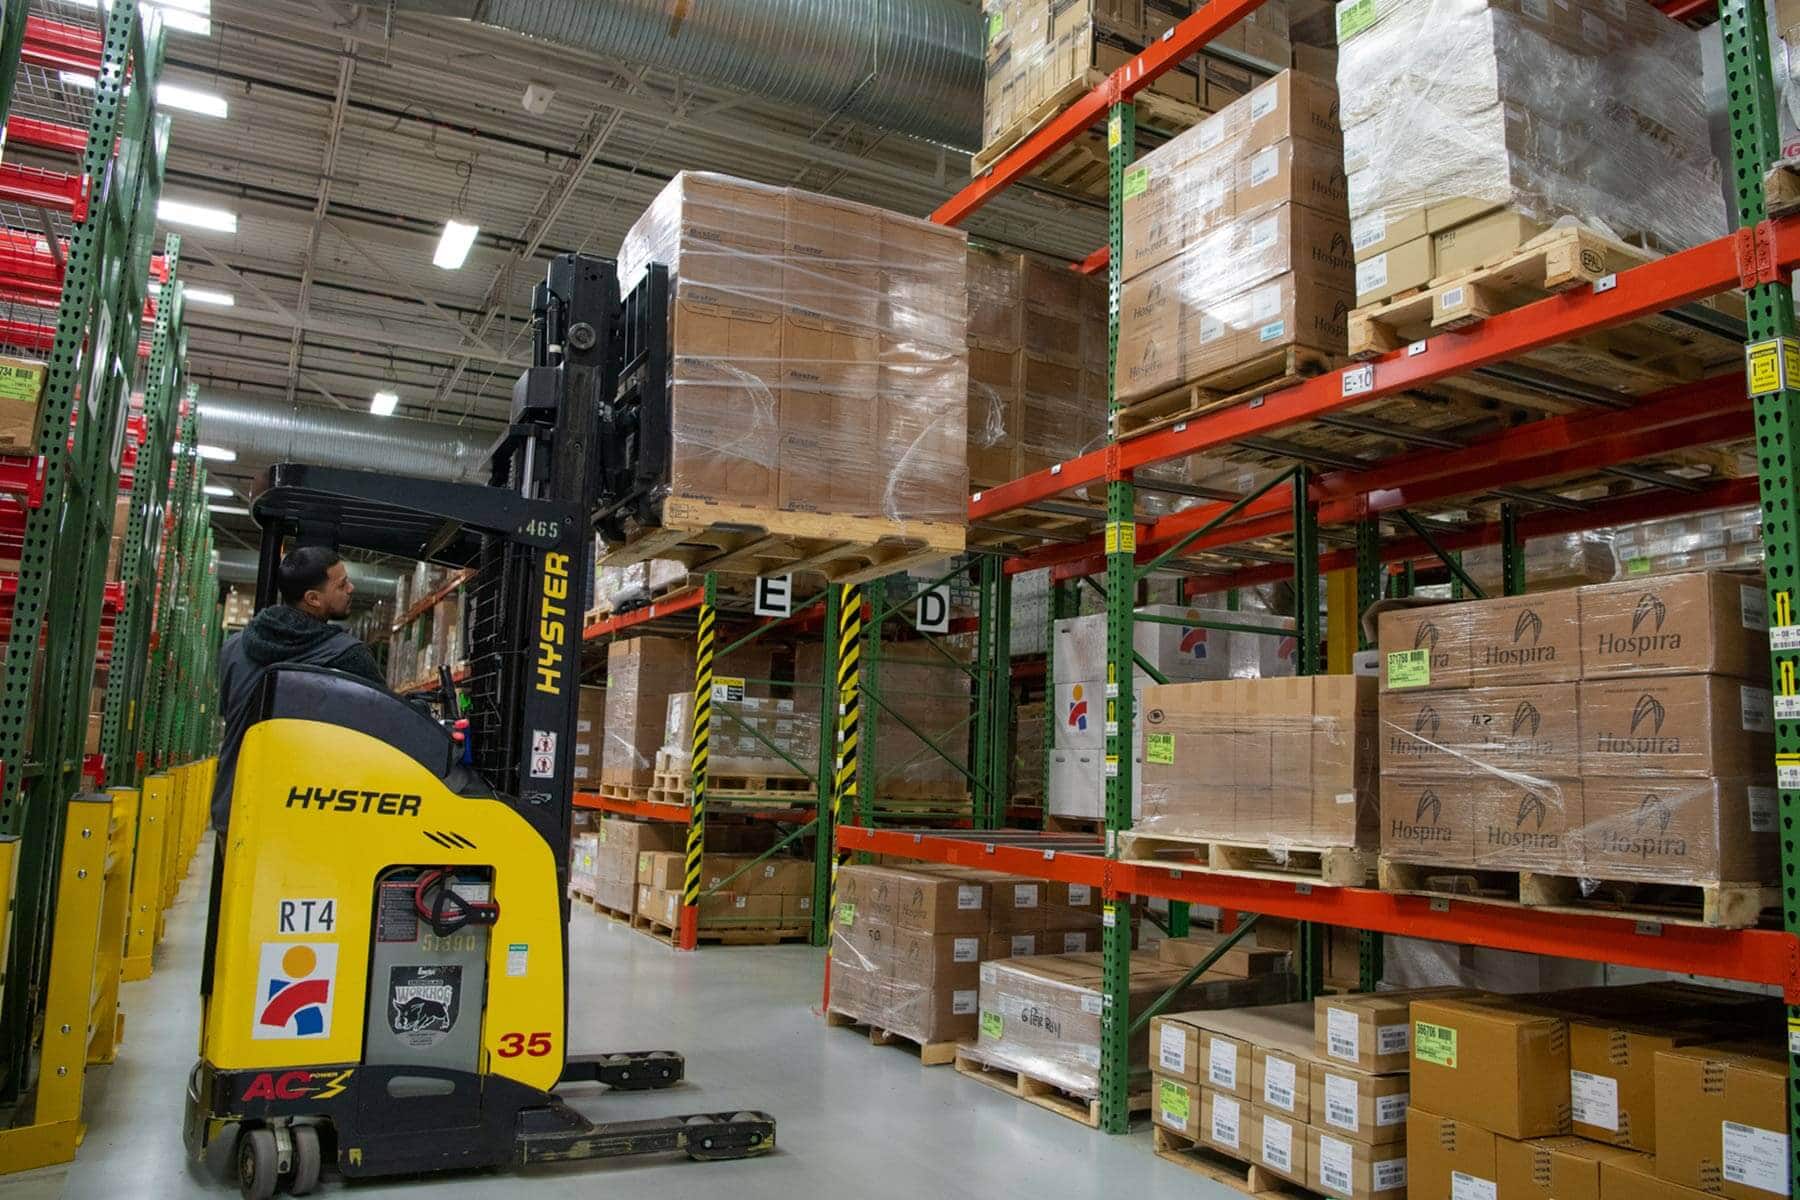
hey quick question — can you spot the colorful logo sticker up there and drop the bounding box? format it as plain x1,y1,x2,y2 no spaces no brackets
1067,684,1089,732
1179,625,1209,659
254,942,337,1040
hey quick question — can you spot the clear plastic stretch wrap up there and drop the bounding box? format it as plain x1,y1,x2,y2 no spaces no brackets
569,833,599,897
1375,571,1776,887
1460,533,1617,594
1608,506,1765,578
1116,70,1352,405
1335,0,1724,256
661,691,819,779
1137,676,1379,850
617,172,969,530
968,954,1293,1097
798,640,972,793
595,559,688,614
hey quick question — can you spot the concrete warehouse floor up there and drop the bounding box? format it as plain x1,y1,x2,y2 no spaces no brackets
12,841,1238,1200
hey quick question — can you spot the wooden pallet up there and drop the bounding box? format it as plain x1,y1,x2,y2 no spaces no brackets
1377,857,1775,930
1347,224,1746,397
630,912,813,947
1044,814,1105,835
590,898,633,924
825,1008,963,1067
597,783,658,803
953,1048,1149,1128
1153,1127,1322,1200
973,68,1205,187
1118,831,1374,887
602,496,964,586
1113,347,1339,440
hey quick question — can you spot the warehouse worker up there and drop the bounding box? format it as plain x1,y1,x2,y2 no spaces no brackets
210,545,385,830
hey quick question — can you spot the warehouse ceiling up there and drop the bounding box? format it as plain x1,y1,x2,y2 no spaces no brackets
136,0,1106,536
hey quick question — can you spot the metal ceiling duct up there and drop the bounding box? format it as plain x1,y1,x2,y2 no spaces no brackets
391,0,983,150
195,394,490,483
213,548,403,600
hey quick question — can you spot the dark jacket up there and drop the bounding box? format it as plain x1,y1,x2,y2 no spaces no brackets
212,605,386,830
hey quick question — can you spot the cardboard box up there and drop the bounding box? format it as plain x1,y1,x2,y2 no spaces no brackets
1410,996,1571,1139
1155,1072,1204,1137
1317,988,1471,1074
1153,1014,1206,1084
987,877,1047,933
1311,1061,1410,1145
1158,930,1291,978
1579,776,1776,886
1311,1126,1410,1200
1600,1153,1720,1200
1464,590,1583,686
893,870,989,935
1579,572,1770,681
1254,1104,1311,1186
987,931,1043,960
1654,1044,1789,1200
1406,1107,1499,1200
667,302,781,508
1181,1001,1318,1105
1253,1024,1322,1118
638,850,684,892
1498,1135,1647,1200
1354,235,1435,306
1378,605,1471,692
1579,676,1775,779
1567,1019,1712,1151
1433,210,1550,276
602,636,697,786
781,893,813,922
1202,1087,1250,1156
0,357,45,450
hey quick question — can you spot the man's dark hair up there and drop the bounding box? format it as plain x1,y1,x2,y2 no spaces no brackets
277,545,342,605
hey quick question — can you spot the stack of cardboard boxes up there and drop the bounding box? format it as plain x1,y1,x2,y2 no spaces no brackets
594,559,688,615
636,850,815,938
828,863,1120,1048
572,685,606,789
615,172,968,532
1378,570,1776,892
799,641,972,803
1115,69,1353,408
964,246,1108,489
660,690,820,782
602,635,772,789
1336,0,1722,307
585,816,683,917
1403,985,1786,1200
1136,674,1379,851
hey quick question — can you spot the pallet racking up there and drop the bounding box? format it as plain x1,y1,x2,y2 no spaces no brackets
0,0,217,1106
825,0,1800,1155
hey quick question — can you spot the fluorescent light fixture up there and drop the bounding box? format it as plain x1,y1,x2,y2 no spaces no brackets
156,0,213,15
208,504,249,516
203,484,233,497
370,390,400,416
59,72,96,90
156,82,227,118
432,220,479,270
158,198,236,233
183,287,234,307
194,443,236,462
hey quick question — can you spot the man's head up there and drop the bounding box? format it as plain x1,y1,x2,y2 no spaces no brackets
278,546,354,620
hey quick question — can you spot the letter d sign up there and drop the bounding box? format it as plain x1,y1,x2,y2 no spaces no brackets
915,585,950,634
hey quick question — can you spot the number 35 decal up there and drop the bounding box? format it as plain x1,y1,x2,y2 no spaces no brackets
496,1031,553,1058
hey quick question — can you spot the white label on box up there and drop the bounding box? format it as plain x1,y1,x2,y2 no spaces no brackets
1015,884,1040,909
1582,12,1607,43
1771,624,1800,651
1264,1056,1297,1110
1742,686,1775,733
1261,1114,1294,1171
1199,315,1226,344
1722,1122,1790,1196
1159,1023,1187,1073
1211,1094,1241,1149
1198,121,1225,151
1354,210,1387,252
957,885,982,910
1356,254,1389,295
980,962,997,985
1521,0,1548,17
1706,548,1730,565
1062,932,1088,952
952,937,980,963
1081,993,1103,1015
1012,935,1037,956
1069,884,1092,906
1258,320,1286,343
1571,1070,1620,1132
1377,1091,1408,1126
1324,1072,1359,1131
1250,215,1279,250
1249,82,1277,121
1252,285,1281,322
1248,146,1279,187
734,896,747,909
1453,1172,1498,1200
951,989,977,1016
1750,786,1777,833
1326,1007,1359,1061
1208,1038,1239,1089
1742,585,1769,630
1374,1022,1409,1057
1319,1133,1354,1193
1375,1158,1408,1193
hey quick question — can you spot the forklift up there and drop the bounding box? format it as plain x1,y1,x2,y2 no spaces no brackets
183,255,774,1198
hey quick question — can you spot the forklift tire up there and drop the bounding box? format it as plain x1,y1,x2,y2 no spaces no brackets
202,1122,242,1183
288,1126,321,1196
237,1127,278,1200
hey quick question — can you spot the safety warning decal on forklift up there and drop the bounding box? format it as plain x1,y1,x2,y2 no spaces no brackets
389,965,461,1047
530,729,557,778
253,943,338,1040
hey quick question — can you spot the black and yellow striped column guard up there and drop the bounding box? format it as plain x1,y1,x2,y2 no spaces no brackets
824,582,862,1004
678,574,717,950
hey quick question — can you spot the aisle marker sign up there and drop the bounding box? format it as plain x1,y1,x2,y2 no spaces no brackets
1745,336,1800,396
915,585,950,634
1777,659,1800,721
754,574,793,618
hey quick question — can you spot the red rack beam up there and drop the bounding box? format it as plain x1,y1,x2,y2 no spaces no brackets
5,116,88,157
837,826,1800,996
0,163,90,221
932,0,1270,228
23,16,103,74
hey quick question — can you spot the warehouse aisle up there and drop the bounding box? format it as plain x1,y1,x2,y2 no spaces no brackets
48,843,1230,1200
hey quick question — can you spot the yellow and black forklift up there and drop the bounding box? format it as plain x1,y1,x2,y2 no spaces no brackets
184,255,773,1198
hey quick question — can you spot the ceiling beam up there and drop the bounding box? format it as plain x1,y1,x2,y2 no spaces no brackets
286,46,355,405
